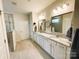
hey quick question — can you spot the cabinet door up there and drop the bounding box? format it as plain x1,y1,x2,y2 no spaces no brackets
39,36,44,48
51,41,56,57
54,43,66,59
53,42,58,59
33,33,37,42
37,34,40,44
44,38,51,54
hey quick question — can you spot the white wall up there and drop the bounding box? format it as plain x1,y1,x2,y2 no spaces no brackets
72,0,79,29
14,13,29,42
28,13,33,38
62,13,73,35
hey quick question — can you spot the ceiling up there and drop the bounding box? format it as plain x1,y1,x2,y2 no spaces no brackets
11,0,56,13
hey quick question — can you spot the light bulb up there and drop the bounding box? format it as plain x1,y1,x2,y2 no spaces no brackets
57,7,62,11
63,4,68,10
53,9,57,13
39,15,45,20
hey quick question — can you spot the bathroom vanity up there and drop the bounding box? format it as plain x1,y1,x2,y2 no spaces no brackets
33,12,74,59
33,32,71,59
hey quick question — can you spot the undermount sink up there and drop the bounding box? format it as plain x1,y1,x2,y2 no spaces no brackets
41,33,56,38
48,35,56,38
58,37,70,43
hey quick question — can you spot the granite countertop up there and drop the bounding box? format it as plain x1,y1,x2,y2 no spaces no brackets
36,32,72,47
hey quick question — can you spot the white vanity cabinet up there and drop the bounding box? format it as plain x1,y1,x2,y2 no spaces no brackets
52,41,69,59
33,32,71,59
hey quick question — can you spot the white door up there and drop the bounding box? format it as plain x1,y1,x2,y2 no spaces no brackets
0,14,8,59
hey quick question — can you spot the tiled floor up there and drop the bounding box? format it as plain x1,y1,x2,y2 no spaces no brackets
10,39,53,59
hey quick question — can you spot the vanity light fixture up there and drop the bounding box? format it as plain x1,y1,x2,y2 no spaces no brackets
53,9,57,13
53,3,69,13
39,15,45,20
62,3,69,10
39,16,42,20
57,7,62,11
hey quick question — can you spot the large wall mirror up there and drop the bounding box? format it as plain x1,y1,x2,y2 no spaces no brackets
51,16,62,33
38,12,73,36
51,12,73,35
